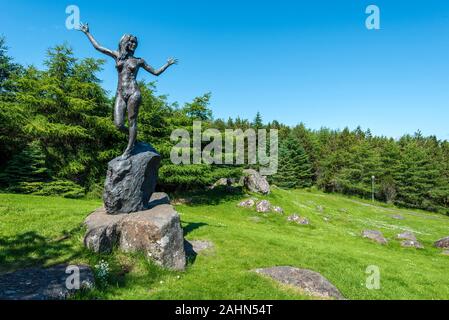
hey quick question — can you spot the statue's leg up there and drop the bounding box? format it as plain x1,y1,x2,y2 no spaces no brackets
122,92,142,157
114,94,128,134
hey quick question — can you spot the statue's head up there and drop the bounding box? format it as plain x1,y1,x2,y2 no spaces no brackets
118,34,138,60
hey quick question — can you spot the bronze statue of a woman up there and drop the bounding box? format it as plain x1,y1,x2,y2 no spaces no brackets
79,23,177,159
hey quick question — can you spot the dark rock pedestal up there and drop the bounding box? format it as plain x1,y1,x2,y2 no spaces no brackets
84,193,186,271
104,142,161,214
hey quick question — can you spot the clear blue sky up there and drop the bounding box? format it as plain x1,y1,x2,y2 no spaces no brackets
2,0,449,139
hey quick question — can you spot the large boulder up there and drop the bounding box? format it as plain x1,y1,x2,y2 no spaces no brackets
241,169,270,195
104,142,161,214
84,193,186,271
434,236,449,249
254,267,344,300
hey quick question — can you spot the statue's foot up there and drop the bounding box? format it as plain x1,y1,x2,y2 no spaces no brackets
120,151,132,161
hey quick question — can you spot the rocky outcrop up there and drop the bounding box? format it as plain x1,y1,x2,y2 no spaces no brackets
434,236,449,249
103,142,161,214
84,193,186,271
0,264,94,300
241,169,270,195
362,230,388,245
254,266,344,300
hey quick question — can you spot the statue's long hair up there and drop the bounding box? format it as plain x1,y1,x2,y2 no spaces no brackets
118,34,138,61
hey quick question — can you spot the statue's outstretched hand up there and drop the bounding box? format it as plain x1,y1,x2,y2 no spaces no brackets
167,58,178,66
79,23,90,34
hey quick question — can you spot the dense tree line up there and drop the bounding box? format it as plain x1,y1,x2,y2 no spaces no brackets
0,38,448,214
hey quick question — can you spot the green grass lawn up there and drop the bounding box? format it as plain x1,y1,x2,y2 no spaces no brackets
1,188,449,300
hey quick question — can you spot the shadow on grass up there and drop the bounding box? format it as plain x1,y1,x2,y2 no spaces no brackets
182,222,209,237
173,186,245,206
183,240,198,265
0,228,84,274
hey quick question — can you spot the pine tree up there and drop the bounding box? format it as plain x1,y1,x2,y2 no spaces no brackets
0,37,26,167
0,141,50,188
183,93,212,121
0,36,22,95
271,135,313,188
394,137,440,210
253,112,263,130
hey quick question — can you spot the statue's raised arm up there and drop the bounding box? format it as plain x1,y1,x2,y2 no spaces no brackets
79,23,118,59
142,58,178,76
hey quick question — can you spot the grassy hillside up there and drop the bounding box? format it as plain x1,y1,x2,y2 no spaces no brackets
1,188,449,300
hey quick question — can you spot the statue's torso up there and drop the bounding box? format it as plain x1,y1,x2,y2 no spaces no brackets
116,57,142,99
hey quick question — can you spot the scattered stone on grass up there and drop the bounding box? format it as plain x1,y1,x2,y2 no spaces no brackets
272,206,284,214
238,199,256,208
184,240,214,257
391,214,405,220
442,250,449,256
256,200,272,213
316,206,324,213
362,230,388,245
397,231,417,242
208,178,239,193
171,197,193,206
0,264,94,300
208,178,230,189
253,266,344,300
287,214,310,225
397,232,425,248
434,236,449,249
400,240,424,249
